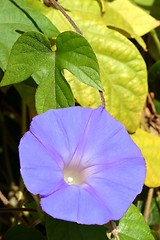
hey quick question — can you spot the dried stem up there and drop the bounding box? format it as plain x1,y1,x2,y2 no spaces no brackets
0,207,37,213
0,191,9,205
99,91,106,108
144,188,154,222
147,93,156,114
108,221,120,240
46,0,83,35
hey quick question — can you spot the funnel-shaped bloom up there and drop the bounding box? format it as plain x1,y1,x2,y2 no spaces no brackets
19,106,145,225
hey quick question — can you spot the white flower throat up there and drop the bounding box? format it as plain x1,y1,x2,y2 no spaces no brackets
63,165,86,186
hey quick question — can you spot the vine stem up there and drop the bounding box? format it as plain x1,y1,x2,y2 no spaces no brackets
144,188,154,222
46,0,83,35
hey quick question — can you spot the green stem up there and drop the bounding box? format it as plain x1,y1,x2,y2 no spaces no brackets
0,207,37,213
150,30,160,57
32,194,44,220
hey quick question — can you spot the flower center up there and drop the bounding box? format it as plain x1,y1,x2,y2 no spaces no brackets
63,166,86,186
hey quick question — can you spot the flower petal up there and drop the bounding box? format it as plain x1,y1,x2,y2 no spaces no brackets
85,157,145,220
19,106,146,225
19,132,63,196
40,185,110,224
73,107,142,167
29,107,94,167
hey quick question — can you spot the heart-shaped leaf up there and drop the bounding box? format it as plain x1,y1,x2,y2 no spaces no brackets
1,31,102,113
32,0,148,132
66,26,147,132
0,31,74,112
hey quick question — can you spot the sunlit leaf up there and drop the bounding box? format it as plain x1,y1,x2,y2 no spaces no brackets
106,0,160,37
103,2,146,50
131,128,160,187
131,0,154,9
56,31,103,91
66,26,147,132
30,0,148,132
117,204,154,240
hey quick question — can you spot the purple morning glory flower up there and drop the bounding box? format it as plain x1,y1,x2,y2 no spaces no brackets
19,106,145,225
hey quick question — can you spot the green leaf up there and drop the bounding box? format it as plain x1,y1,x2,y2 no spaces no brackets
4,224,45,240
0,0,36,70
36,0,148,132
0,0,36,27
56,31,103,91
46,217,106,240
1,31,102,112
11,0,60,38
0,0,59,70
118,205,154,240
0,31,74,113
131,128,160,187
0,31,52,86
66,26,147,132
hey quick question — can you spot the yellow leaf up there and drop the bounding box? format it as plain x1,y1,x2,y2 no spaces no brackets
107,0,160,36
26,0,148,132
131,128,160,187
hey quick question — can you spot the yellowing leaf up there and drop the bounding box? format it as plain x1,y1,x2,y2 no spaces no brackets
103,3,146,49
131,128,160,187
107,0,160,36
26,0,148,132
67,25,147,133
